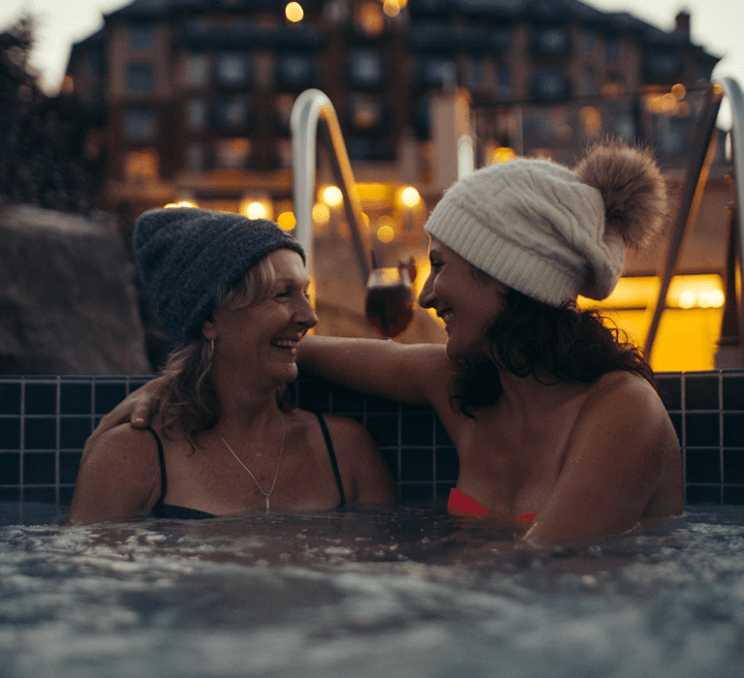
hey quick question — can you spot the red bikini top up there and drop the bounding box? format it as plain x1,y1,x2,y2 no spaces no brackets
447,488,537,523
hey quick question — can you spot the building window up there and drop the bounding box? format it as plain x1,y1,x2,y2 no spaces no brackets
184,54,209,86
582,67,597,95
496,65,510,98
532,67,569,99
353,2,385,37
214,138,252,168
186,98,207,131
583,29,596,53
186,142,205,172
274,93,296,135
276,53,315,88
125,63,155,92
605,36,621,63
646,50,682,77
466,58,485,89
128,24,155,50
418,56,457,89
125,150,159,180
347,50,386,87
214,95,251,128
346,94,387,133
215,52,251,86
490,26,511,52
532,26,569,54
122,108,156,141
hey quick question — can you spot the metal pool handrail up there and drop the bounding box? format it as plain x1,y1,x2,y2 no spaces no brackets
290,88,373,285
643,82,724,358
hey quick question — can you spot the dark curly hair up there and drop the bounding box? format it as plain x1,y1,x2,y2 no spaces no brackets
450,285,657,417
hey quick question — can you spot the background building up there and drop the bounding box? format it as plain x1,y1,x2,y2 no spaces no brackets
61,0,736,370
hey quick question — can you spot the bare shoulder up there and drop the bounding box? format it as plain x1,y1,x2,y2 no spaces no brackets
312,412,375,448
583,372,671,426
81,423,160,470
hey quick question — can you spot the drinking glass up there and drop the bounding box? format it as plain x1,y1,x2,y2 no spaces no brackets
365,266,414,339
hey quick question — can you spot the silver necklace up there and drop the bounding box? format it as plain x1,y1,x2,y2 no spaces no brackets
219,412,286,513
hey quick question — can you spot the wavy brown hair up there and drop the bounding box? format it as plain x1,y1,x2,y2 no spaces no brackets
450,277,657,417
155,257,295,446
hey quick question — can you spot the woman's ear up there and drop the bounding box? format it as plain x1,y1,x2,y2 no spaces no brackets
201,317,218,341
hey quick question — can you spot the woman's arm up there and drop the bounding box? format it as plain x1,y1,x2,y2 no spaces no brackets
64,425,162,525
324,414,397,506
298,335,451,408
524,375,683,542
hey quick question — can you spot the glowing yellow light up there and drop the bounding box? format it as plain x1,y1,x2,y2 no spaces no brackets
383,0,400,16
164,200,198,209
312,203,330,223
277,211,296,230
679,290,696,309
285,2,304,22
580,106,602,137
377,215,395,231
377,225,395,243
400,186,421,208
244,201,268,219
492,147,516,164
322,185,343,207
671,83,686,100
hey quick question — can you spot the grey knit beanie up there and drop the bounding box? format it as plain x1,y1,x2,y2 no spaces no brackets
425,142,667,307
134,207,305,344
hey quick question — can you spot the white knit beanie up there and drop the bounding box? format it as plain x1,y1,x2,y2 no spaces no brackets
425,142,668,307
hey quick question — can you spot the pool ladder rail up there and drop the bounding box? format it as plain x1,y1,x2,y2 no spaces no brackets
645,78,744,367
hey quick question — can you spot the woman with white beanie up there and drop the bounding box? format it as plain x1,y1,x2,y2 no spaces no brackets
98,142,683,540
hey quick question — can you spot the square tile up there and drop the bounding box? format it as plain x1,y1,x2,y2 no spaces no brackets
60,451,82,485
435,447,459,481
25,383,58,415
400,448,434,482
685,449,720,484
657,374,682,411
723,413,744,447
0,383,21,415
60,383,92,415
60,417,94,450
723,450,744,484
685,374,719,410
93,382,128,415
685,413,720,447
366,414,398,447
23,487,56,504
401,413,434,446
0,419,21,450
723,374,744,410
24,418,57,450
399,483,435,503
722,485,744,505
0,452,20,484
23,452,56,485
685,485,721,504
379,448,399,482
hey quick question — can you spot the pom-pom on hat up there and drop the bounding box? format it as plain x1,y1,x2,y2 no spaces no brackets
134,207,305,344
424,142,667,307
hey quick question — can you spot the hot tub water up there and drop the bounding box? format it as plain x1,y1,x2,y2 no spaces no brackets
0,504,743,678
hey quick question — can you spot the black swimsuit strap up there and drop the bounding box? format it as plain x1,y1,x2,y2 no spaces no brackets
144,425,168,515
315,412,346,508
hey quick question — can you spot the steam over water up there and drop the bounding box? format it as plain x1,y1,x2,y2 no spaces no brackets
1,504,743,678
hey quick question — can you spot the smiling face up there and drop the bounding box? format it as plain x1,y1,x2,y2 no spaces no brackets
203,249,318,391
419,238,507,362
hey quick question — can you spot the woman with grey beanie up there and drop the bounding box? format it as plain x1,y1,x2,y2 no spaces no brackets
91,142,682,540
65,208,395,523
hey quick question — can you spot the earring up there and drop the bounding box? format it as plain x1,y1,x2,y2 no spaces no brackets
208,338,215,362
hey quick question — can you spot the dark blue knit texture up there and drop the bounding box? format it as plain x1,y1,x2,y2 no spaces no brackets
134,207,305,344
